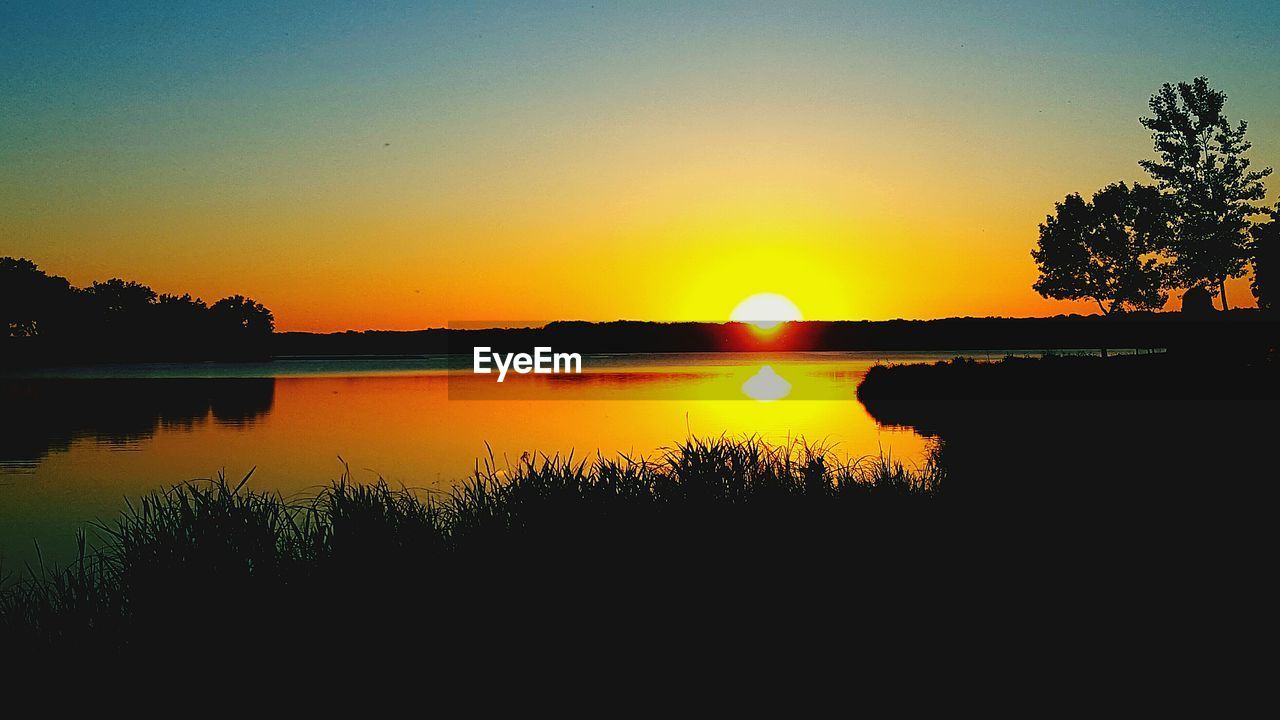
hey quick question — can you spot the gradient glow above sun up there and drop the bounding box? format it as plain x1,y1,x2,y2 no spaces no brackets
730,293,803,330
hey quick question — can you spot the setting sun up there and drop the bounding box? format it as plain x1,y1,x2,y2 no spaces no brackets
730,293,804,330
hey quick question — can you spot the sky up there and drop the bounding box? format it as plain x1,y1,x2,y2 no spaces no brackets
3,1,1279,331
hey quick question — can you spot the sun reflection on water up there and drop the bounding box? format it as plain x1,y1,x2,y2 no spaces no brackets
741,365,791,401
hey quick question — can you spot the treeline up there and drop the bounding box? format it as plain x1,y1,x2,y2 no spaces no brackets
1033,76,1276,314
1,257,274,366
275,313,1279,358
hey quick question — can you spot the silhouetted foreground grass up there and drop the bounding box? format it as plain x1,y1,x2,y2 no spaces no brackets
1,436,943,659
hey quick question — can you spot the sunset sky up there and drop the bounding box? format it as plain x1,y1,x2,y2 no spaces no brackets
3,1,1278,331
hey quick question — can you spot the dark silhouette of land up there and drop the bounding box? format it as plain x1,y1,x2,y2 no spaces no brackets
856,352,1279,403
273,312,1278,358
851,353,1276,660
856,353,1277,534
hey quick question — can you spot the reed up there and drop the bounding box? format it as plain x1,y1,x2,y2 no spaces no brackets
1,435,942,654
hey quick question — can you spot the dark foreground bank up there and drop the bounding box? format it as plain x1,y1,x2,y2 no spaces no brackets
856,352,1279,492
849,354,1276,685
856,351,1280,402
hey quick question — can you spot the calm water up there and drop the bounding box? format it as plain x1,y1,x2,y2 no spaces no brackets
1,351,1034,566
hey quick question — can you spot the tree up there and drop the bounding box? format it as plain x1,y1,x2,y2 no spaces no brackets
1253,207,1278,311
1032,182,1170,315
0,257,75,337
0,257,278,365
1139,77,1272,310
84,278,157,322
210,295,274,338
153,293,211,356
154,293,209,326
1180,285,1217,316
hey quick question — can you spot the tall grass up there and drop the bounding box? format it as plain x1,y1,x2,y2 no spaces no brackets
0,435,942,653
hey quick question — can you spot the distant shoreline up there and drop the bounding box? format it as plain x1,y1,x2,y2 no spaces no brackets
273,311,1275,356
4,311,1275,369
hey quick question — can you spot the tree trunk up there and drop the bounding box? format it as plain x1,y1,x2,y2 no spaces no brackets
1219,280,1229,311
1100,298,1111,357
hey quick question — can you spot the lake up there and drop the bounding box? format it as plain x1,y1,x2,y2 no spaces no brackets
1,350,1045,566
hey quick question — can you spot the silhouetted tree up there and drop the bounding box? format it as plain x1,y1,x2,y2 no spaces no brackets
210,295,274,358
84,278,157,324
1253,207,1278,311
210,295,274,335
1179,285,1217,316
1,257,276,365
1139,77,1272,310
154,293,208,325
0,257,75,337
154,293,212,357
1032,182,1169,315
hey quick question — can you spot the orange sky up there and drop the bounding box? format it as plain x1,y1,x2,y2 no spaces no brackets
3,3,1275,331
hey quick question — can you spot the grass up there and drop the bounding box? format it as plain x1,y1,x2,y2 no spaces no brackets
0,435,943,655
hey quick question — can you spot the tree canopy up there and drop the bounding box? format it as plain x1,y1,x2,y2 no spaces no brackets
1034,77,1273,315
1,257,275,364
1139,76,1272,309
1032,182,1170,315
0,257,75,338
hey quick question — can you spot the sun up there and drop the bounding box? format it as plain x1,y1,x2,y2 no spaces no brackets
730,293,803,330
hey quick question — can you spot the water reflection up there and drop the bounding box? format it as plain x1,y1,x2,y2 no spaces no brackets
450,369,723,399
0,379,275,473
741,366,791,401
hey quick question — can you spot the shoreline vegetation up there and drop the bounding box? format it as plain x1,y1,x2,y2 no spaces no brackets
1,436,942,655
